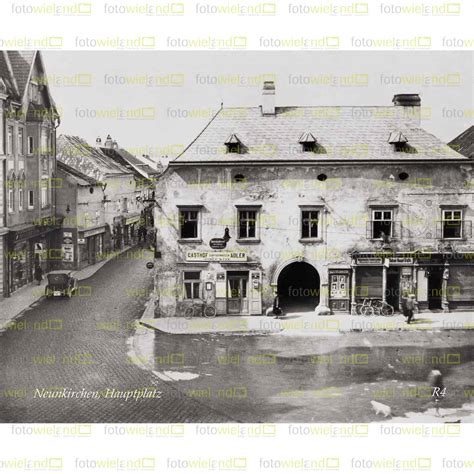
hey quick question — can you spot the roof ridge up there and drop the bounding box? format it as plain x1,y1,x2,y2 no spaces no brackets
173,104,224,161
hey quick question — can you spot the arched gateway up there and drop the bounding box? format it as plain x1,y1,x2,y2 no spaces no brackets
276,261,321,312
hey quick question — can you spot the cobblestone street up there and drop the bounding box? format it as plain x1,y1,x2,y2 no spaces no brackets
0,249,232,423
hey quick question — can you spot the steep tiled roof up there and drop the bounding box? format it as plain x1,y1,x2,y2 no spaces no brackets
57,135,131,182
101,147,160,178
173,106,466,163
57,160,99,186
449,126,474,158
7,51,36,98
0,51,19,99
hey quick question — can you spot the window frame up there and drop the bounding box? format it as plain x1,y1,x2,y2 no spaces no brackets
177,205,202,242
299,205,324,243
371,208,394,240
183,270,202,300
18,186,24,211
18,128,24,156
8,187,14,213
27,136,34,155
441,208,463,240
7,125,14,155
40,177,49,209
236,205,261,243
28,190,34,209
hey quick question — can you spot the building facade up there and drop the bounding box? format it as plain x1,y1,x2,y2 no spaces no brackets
1,51,60,297
57,135,142,258
154,82,474,317
56,161,108,270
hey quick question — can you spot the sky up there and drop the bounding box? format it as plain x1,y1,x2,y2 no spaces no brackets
43,51,473,164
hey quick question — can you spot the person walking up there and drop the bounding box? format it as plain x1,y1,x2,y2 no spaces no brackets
428,369,445,417
406,294,416,324
34,263,43,286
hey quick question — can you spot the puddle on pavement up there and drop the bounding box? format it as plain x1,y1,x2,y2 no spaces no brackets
142,330,474,422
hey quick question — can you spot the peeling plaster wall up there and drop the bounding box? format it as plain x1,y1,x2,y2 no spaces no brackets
154,161,474,315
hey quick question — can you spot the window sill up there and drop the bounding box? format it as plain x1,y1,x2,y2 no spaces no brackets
178,239,203,244
299,238,323,244
236,239,261,244
438,238,465,241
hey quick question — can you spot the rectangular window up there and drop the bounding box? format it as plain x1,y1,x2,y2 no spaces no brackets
18,188,24,211
41,179,48,208
238,210,257,239
442,209,462,239
183,271,201,300
28,190,34,209
30,83,39,103
7,126,13,155
122,197,128,212
179,209,199,239
18,129,24,155
27,136,34,155
8,188,14,213
301,210,320,239
41,129,49,154
372,210,393,239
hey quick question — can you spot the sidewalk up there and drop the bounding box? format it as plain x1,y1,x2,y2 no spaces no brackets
140,308,474,336
0,245,140,332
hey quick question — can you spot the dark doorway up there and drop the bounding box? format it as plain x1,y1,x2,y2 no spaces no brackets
428,268,443,310
386,268,400,310
277,262,320,312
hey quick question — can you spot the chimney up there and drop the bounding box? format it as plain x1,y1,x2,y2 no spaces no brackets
262,81,275,115
104,134,113,148
392,94,421,125
96,137,102,146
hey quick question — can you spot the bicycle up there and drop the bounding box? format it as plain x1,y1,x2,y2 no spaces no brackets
354,299,394,317
183,300,217,319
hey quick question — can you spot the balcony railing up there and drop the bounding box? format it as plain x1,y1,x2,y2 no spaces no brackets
366,221,402,240
436,220,472,240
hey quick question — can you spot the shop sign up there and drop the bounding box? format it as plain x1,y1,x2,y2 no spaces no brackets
186,251,246,262
390,257,413,264
356,257,382,265
77,238,86,244
62,245,74,262
209,238,227,250
83,226,106,238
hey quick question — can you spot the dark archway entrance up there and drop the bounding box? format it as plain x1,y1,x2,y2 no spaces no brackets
277,262,320,312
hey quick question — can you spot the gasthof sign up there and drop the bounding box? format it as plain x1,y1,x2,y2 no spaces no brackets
186,251,247,262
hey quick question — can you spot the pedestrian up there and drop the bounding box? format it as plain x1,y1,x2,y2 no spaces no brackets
401,294,408,320
273,293,283,319
428,369,445,417
34,263,43,286
405,293,416,324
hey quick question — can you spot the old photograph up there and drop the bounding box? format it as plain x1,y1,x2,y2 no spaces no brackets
0,50,473,423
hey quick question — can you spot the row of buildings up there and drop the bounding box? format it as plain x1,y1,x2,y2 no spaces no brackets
0,51,159,298
153,82,474,316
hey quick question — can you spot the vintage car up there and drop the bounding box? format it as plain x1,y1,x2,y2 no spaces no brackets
45,271,78,298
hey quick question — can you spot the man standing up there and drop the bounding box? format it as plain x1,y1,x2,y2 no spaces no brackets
406,294,416,324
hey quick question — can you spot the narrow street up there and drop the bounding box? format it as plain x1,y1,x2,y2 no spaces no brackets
0,248,231,423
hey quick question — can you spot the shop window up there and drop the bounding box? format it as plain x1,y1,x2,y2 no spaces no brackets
442,209,462,239
179,209,200,239
183,271,201,300
301,209,320,239
238,209,258,240
371,209,393,239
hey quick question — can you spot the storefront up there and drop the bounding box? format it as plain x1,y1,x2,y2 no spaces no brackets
79,226,105,268
123,214,141,246
7,224,57,295
170,250,263,317
350,250,474,313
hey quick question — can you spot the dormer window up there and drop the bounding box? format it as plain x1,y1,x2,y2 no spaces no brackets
388,131,414,153
225,134,243,154
299,132,325,153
